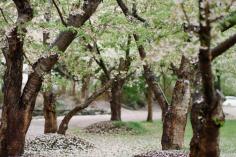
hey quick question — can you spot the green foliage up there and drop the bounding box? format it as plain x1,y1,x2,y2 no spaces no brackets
113,121,147,135
212,117,225,127
122,77,146,108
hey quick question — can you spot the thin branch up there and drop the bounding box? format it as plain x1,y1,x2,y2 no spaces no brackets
180,3,190,25
52,0,67,26
0,8,9,24
226,0,235,11
116,0,147,24
131,2,146,23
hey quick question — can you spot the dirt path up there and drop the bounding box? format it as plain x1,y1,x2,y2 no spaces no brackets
27,105,236,138
27,109,161,138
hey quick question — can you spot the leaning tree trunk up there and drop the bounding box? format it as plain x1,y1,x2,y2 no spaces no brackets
116,0,169,120
43,91,57,133
146,86,153,122
110,78,124,121
161,56,191,150
133,34,169,120
57,81,112,134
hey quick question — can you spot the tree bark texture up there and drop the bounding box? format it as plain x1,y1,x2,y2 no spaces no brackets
110,78,125,121
43,91,57,133
81,74,91,101
0,0,102,156
146,86,153,122
161,56,191,150
190,1,225,157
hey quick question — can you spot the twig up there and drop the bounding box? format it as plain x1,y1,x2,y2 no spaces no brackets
0,8,9,24
52,0,67,26
180,3,190,25
131,2,146,23
226,0,235,11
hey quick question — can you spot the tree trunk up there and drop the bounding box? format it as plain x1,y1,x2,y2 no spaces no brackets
43,91,57,133
110,78,124,121
133,34,169,120
161,56,191,150
57,81,112,134
190,1,225,156
0,0,102,156
146,86,153,122
71,81,76,96
81,74,91,101
116,0,169,119
190,91,225,157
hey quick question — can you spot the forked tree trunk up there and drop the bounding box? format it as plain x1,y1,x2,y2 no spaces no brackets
161,56,191,150
190,1,225,156
43,91,57,133
146,86,153,122
0,0,102,156
110,78,124,121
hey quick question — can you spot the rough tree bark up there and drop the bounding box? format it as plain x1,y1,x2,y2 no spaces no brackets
43,91,57,133
57,81,112,135
110,77,125,121
0,0,102,156
146,86,153,122
0,0,33,156
42,6,58,134
190,1,225,157
161,56,191,150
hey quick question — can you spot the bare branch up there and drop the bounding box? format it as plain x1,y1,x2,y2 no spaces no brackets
131,2,146,23
180,3,190,25
116,0,147,24
52,0,67,26
0,8,9,24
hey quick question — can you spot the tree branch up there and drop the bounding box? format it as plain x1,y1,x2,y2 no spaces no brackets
211,33,236,60
218,11,236,32
0,8,9,24
57,80,112,134
180,3,190,25
13,0,33,23
52,0,67,26
116,0,169,113
22,0,102,107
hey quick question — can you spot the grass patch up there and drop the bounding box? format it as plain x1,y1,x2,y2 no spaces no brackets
113,121,147,134
109,119,236,155
71,119,236,156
